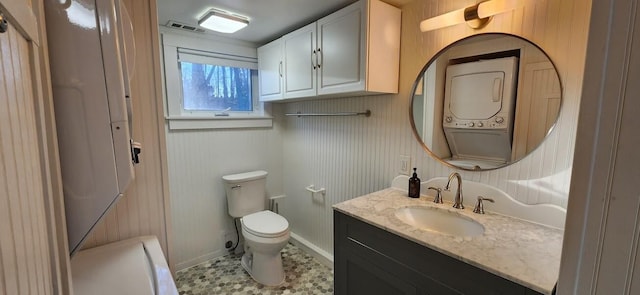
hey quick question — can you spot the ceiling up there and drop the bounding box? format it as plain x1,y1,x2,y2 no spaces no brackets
156,0,410,45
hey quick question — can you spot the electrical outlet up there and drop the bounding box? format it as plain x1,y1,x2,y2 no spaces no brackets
399,155,411,175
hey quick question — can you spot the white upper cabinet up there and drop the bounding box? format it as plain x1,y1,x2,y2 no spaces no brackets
257,38,285,101
317,2,364,95
258,0,400,102
283,23,318,99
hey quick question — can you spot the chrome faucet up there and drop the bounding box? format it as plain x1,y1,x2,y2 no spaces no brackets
427,187,443,204
473,196,495,214
444,172,464,209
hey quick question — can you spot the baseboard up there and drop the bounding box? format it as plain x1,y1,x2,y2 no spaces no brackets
289,232,334,269
175,249,227,271
175,233,334,271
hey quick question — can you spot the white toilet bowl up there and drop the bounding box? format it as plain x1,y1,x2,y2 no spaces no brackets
240,210,290,286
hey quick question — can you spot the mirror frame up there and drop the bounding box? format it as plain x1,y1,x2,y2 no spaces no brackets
409,33,564,171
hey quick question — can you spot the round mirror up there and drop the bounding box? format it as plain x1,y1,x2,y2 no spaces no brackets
410,33,562,171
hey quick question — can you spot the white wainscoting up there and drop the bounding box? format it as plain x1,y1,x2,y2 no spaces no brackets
277,0,591,258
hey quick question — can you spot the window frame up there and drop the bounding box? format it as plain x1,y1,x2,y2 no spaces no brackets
162,32,272,130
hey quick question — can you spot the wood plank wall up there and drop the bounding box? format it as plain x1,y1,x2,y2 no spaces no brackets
278,0,591,256
81,0,172,263
0,16,53,295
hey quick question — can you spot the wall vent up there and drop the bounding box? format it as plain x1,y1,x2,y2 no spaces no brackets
165,20,206,33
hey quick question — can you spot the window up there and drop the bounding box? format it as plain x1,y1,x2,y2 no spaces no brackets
176,48,260,115
162,34,272,130
180,62,255,112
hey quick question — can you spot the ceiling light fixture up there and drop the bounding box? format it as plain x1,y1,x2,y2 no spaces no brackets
198,9,249,34
420,0,527,32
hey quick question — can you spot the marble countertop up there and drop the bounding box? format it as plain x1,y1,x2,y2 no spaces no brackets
333,188,564,295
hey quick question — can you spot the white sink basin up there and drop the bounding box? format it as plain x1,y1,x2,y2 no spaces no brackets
395,206,485,237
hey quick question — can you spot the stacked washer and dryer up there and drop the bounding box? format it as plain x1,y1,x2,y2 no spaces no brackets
45,0,176,294
442,56,519,170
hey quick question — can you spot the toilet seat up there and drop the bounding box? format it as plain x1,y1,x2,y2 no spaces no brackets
242,210,289,238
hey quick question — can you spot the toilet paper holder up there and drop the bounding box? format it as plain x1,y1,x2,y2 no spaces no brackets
306,185,326,196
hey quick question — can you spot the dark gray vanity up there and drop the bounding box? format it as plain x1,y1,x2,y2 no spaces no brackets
335,210,543,295
332,187,562,295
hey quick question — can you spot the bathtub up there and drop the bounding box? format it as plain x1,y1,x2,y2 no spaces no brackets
71,236,178,295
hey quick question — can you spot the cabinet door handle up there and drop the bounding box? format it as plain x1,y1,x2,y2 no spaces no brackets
317,48,322,69
279,61,283,77
312,49,317,69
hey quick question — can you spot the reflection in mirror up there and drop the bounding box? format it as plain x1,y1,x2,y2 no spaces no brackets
411,34,562,171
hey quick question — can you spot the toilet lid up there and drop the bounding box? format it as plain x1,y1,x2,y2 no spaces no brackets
242,210,289,238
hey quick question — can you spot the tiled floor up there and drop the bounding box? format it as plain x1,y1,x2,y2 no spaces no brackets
175,243,334,294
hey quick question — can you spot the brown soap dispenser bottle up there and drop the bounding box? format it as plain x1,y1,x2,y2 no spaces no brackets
408,168,420,198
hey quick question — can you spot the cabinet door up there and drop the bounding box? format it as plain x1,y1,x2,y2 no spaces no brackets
283,23,317,98
257,38,284,101
340,247,419,295
317,0,366,95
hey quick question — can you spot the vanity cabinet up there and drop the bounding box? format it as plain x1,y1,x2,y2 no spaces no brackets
257,0,400,102
257,38,284,101
334,211,544,295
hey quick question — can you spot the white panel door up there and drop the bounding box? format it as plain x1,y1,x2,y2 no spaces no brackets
511,61,561,160
558,0,640,293
257,38,284,101
283,23,317,99
317,0,365,95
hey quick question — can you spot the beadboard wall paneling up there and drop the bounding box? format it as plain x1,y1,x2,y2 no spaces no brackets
0,21,53,295
33,0,73,291
166,120,284,270
278,0,590,255
82,0,172,262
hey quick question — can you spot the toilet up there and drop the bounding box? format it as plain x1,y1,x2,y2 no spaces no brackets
222,170,290,286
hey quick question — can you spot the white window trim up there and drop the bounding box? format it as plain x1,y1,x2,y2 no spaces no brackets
161,31,272,130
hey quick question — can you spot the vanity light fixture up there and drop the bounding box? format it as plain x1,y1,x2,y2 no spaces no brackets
198,9,249,33
420,0,527,32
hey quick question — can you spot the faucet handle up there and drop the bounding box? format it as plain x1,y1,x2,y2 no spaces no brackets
427,187,443,204
473,196,495,214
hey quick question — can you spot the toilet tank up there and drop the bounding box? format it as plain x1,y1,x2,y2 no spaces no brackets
223,171,268,218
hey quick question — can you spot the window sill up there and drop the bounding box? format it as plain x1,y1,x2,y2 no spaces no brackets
166,115,273,130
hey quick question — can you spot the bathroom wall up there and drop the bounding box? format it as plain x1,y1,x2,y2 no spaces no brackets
278,0,591,257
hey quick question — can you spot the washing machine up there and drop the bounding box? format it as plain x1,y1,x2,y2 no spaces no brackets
442,56,519,168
